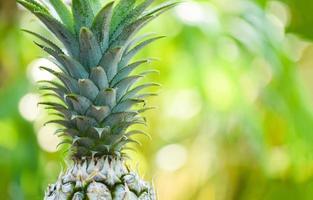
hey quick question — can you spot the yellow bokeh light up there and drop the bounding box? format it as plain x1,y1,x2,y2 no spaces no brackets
18,93,40,122
156,144,188,172
205,70,236,111
37,125,60,153
27,58,59,83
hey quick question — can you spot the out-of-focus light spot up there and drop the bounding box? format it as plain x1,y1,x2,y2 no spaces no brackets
164,90,202,120
64,0,71,4
175,2,206,24
18,93,40,122
284,34,310,62
175,2,220,31
267,1,290,28
267,147,290,176
240,74,258,103
27,58,59,83
218,37,240,61
252,58,273,86
205,70,235,110
229,18,260,53
156,144,187,171
37,125,60,153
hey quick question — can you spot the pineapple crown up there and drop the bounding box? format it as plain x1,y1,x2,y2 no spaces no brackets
18,0,176,158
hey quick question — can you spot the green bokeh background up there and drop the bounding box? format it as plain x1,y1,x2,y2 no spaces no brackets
2,0,313,199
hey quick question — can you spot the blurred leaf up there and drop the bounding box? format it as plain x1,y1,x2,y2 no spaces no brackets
282,0,313,40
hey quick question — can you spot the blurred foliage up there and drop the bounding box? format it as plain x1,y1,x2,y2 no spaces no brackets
282,0,313,40
2,0,313,199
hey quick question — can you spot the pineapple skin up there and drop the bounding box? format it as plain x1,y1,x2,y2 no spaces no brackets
45,157,155,200
17,0,176,199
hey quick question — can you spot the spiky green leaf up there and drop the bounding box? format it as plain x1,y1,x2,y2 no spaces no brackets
34,12,79,57
99,47,123,81
23,29,64,54
95,88,117,108
110,0,136,36
79,27,102,68
78,79,99,101
111,60,148,86
121,83,160,101
90,67,109,90
59,54,89,79
91,2,114,51
114,75,143,100
72,0,94,31
49,0,74,31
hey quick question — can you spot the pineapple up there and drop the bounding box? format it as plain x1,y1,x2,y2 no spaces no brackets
17,0,176,199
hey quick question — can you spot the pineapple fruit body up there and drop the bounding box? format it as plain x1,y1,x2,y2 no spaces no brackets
18,0,176,199
45,157,155,199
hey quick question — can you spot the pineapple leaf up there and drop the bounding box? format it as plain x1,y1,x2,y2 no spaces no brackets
59,54,89,79
116,0,154,33
40,66,79,93
21,0,175,157
86,105,110,123
95,88,117,108
139,69,159,76
66,94,92,114
38,101,66,109
86,127,106,139
78,79,99,101
113,138,141,152
121,83,160,101
45,119,72,127
90,67,109,90
79,27,102,68
89,0,102,14
103,111,138,127
114,119,147,132
39,86,66,99
112,99,145,113
114,75,143,100
57,139,72,148
22,29,63,54
110,0,136,37
99,47,123,81
73,116,98,132
34,11,79,57
96,127,111,139
72,0,94,31
73,137,95,148
135,92,158,99
91,1,114,51
124,33,155,54
48,0,74,31
120,36,165,68
111,60,149,86
137,106,156,113
26,0,49,11
110,15,155,48
17,0,49,14
41,92,64,102
46,106,73,118
110,0,155,42
34,42,68,73
38,80,68,92
62,129,80,137
129,0,154,21
142,1,179,17
125,130,151,139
